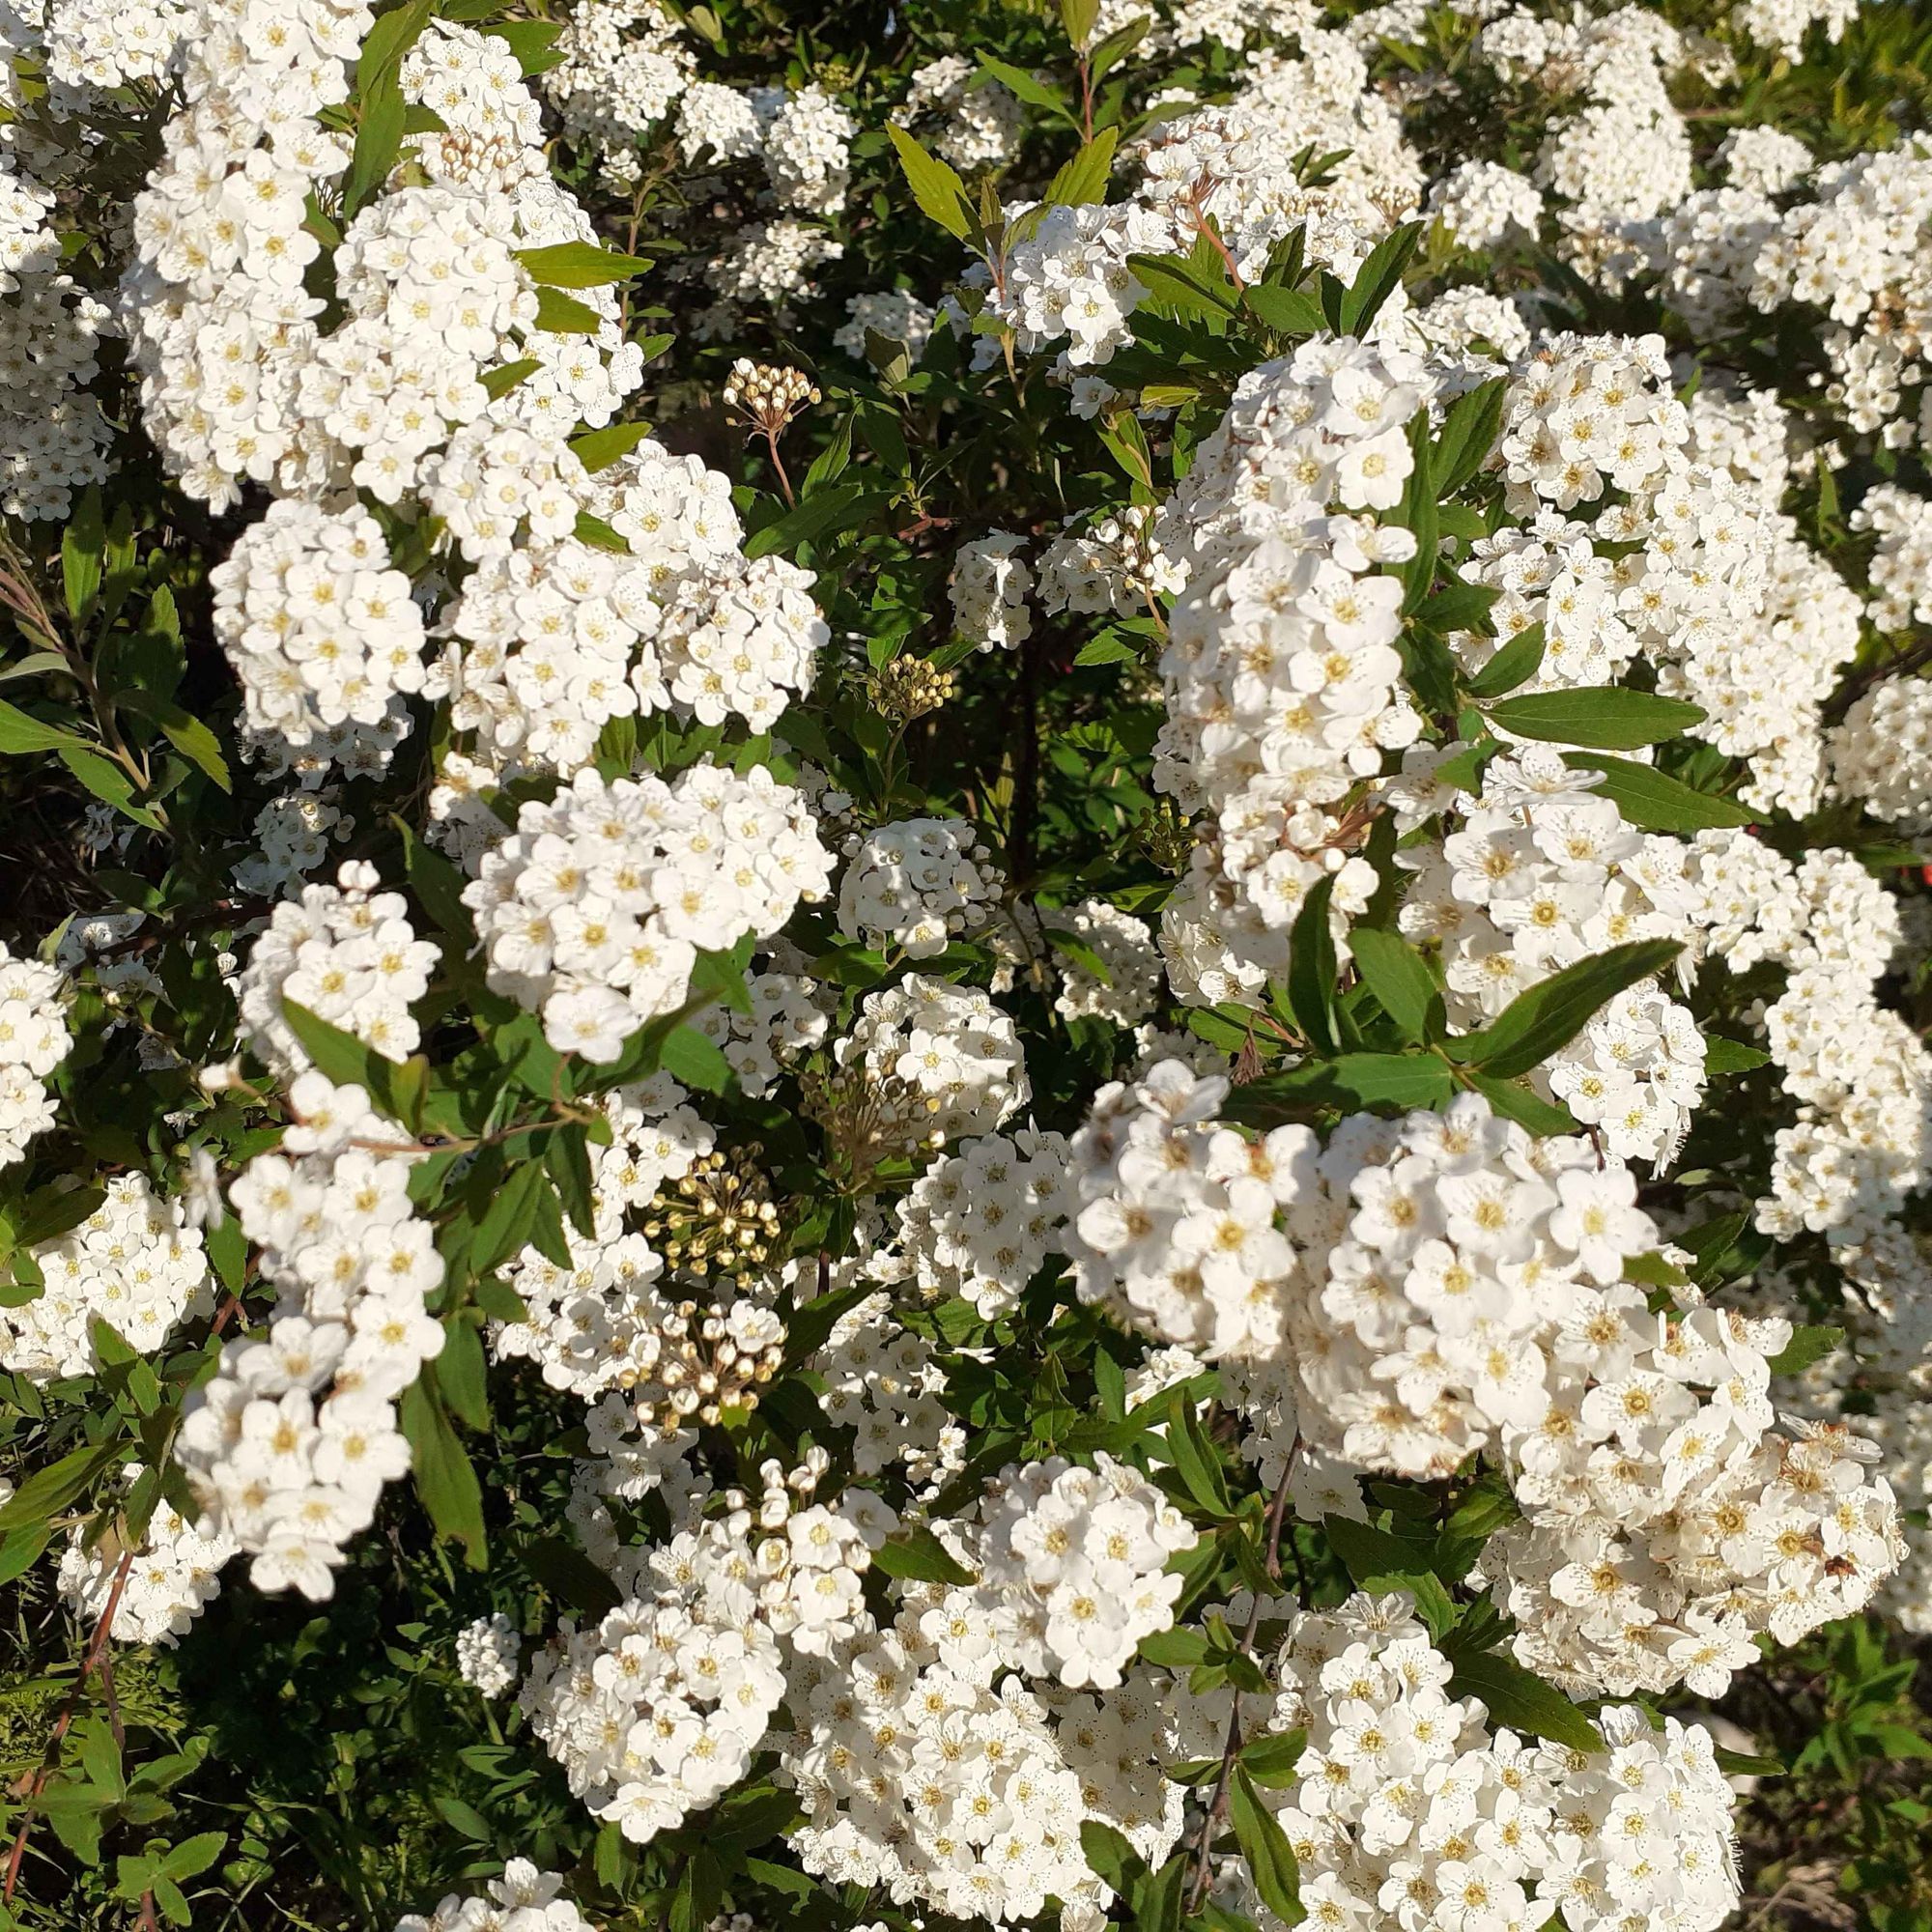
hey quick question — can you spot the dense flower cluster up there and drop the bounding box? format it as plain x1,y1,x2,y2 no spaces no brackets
0,1176,211,1382
1177,1590,1743,1932
462,763,832,1061
970,1453,1198,1687
0,941,70,1174
11,0,1932,1924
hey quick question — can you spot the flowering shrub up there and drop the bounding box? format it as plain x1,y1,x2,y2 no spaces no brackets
6,0,1932,1928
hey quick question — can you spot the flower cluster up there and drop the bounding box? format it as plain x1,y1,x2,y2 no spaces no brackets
838,816,1006,958
396,1861,596,1932
970,1453,1198,1687
0,942,69,1174
0,1177,211,1383
462,763,832,1061
1179,1590,1743,1932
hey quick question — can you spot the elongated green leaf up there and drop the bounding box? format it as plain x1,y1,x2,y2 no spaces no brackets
517,241,653,286
1231,1766,1304,1923
1432,376,1506,496
1349,927,1437,1043
1463,1070,1577,1136
1767,1323,1843,1375
978,56,1080,127
1338,222,1420,335
113,690,230,791
0,696,88,754
1464,623,1547,699
1484,687,1706,750
399,1375,487,1567
885,124,973,240
1285,874,1338,1055
1242,282,1325,335
1043,127,1121,208
1447,1646,1602,1751
1328,1051,1453,1109
1126,251,1237,319
0,1438,124,1532
1561,752,1753,831
1455,939,1682,1081
532,285,603,332
280,1000,384,1095
870,1526,976,1584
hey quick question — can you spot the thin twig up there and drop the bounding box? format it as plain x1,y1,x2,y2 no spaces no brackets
3,1545,137,1903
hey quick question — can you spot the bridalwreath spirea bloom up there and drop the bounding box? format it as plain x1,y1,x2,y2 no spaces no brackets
3,0,1931,1925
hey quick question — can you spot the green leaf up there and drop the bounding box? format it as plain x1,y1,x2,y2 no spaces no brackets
1431,376,1507,496
113,690,231,791
59,745,165,831
399,1375,487,1567
564,423,658,478
434,1794,494,1842
436,1318,491,1431
515,241,653,286
62,483,103,622
885,124,973,240
658,1024,734,1094
1328,1052,1454,1110
1560,752,1753,831
869,1525,976,1585
0,1438,124,1532
1127,252,1237,319
472,1160,560,1274
1464,623,1547,699
1453,939,1682,1082
978,57,1080,128
1447,1647,1602,1751
1240,1727,1308,1788
516,1533,620,1616
1348,928,1438,1043
159,1833,228,1882
342,0,432,214
1164,1394,1233,1517
280,1000,384,1095
1061,0,1101,46
1242,282,1325,335
1338,222,1420,335
1285,874,1338,1056
743,480,881,560
0,696,88,754
481,17,563,72
1462,1070,1578,1136
1043,126,1118,206
481,356,541,399
1230,1765,1303,1924
1767,1324,1844,1375
545,1122,598,1239
1715,1747,1786,1778
1704,1035,1771,1075
532,285,604,332
1483,688,1706,750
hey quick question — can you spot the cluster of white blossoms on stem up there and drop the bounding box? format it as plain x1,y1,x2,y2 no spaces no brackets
174,1133,440,1599
1067,1059,1310,1360
462,762,832,1062
1177,1590,1742,1932
1048,900,1164,1030
60,1487,238,1647
1151,337,1431,1008
892,1128,1072,1318
980,21,1420,373
780,1589,1183,1926
968,1454,1198,1688
522,1460,886,1845
951,532,1035,652
839,974,1032,1146
0,941,70,1174
455,1612,522,1699
1393,750,1708,1165
838,816,1006,958
0,1176,212,1382
1830,676,1932,829
210,498,435,764
812,1289,963,1491
396,1861,596,1932
236,862,441,1077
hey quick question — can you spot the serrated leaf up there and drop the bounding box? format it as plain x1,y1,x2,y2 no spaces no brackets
1704,1034,1771,1075
1431,376,1506,496
1767,1324,1844,1375
885,124,973,240
1285,873,1338,1055
1043,126,1118,206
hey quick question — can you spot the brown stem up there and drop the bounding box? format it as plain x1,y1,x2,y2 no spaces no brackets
764,428,795,507
3,1546,136,1903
